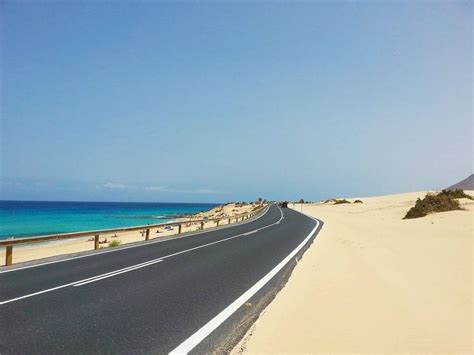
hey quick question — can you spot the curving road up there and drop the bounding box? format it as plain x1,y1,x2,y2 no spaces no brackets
0,204,322,354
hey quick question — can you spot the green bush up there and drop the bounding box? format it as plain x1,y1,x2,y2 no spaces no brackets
108,239,122,247
334,199,351,205
438,189,473,200
403,193,461,219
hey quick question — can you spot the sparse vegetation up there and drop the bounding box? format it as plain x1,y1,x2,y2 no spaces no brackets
438,189,473,200
354,200,363,204
334,199,351,205
299,198,305,203
403,193,462,219
324,198,336,204
108,239,122,247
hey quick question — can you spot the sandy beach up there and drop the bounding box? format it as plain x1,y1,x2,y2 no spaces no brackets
0,202,259,265
236,191,473,354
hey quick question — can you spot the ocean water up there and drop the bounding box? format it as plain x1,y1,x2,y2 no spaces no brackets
0,201,219,239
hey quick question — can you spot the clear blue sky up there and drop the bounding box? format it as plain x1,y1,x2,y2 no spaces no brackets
1,1,472,202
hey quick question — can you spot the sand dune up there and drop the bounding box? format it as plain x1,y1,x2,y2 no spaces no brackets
236,191,473,354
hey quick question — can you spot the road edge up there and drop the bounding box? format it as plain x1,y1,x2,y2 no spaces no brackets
228,209,324,355
171,207,324,354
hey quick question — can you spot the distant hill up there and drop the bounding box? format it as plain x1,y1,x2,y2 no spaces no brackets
448,174,474,190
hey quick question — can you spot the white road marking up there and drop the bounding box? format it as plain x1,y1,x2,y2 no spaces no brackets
0,207,283,305
169,210,320,355
0,258,164,305
73,259,163,286
0,281,79,305
0,206,270,274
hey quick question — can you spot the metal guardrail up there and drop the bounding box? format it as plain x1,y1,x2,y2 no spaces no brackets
0,205,267,266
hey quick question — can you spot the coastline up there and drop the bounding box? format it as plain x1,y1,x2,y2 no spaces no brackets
0,202,257,265
0,201,220,240
235,191,473,353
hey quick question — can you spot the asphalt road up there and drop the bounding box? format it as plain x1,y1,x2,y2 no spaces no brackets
0,204,322,354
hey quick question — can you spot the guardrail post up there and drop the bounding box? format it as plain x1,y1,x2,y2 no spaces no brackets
216,220,220,227
201,221,205,230
228,218,231,224
178,224,182,234
145,229,150,241
94,235,99,250
5,245,13,266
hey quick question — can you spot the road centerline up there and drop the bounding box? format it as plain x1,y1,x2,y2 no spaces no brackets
0,207,283,305
73,259,164,287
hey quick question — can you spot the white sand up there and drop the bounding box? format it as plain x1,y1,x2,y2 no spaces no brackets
237,191,473,354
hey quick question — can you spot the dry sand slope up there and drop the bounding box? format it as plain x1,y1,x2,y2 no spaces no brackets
236,191,473,354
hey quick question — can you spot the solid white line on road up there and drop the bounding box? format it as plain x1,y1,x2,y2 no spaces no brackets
0,207,283,305
0,281,79,306
169,212,320,355
0,206,271,274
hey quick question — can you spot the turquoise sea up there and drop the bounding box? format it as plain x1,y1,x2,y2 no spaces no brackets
0,201,219,239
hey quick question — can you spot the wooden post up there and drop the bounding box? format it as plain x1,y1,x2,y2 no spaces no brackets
216,220,220,227
5,245,13,266
94,235,99,250
145,229,150,241
228,218,231,224
201,221,205,230
178,224,182,234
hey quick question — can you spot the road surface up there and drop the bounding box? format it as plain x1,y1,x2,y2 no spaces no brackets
0,204,322,354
